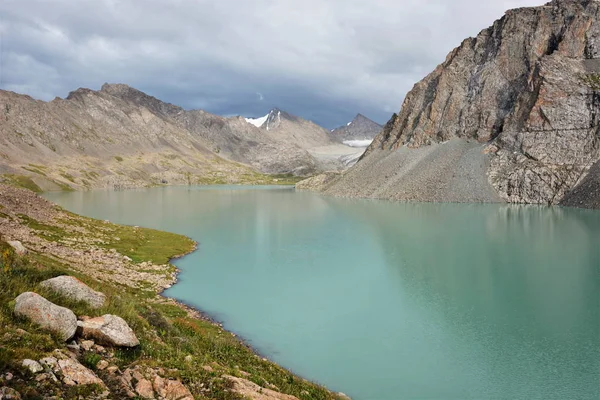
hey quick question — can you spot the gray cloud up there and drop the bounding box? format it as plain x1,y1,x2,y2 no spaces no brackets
0,0,543,128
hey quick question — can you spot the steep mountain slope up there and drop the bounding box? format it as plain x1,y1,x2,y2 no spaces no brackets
300,0,600,208
0,84,324,190
331,114,383,144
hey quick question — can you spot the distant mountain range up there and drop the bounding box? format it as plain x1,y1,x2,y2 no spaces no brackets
0,84,376,190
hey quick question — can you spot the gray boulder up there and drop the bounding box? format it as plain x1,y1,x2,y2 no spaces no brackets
77,314,139,347
14,292,77,341
40,276,106,309
7,241,27,256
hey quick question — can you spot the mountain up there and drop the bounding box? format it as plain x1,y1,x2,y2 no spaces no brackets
246,108,337,149
0,84,329,190
299,0,600,209
330,114,383,145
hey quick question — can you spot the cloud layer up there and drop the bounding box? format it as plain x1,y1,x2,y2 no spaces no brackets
0,0,543,128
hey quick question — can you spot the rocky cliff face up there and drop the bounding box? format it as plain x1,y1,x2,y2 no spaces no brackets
307,0,600,207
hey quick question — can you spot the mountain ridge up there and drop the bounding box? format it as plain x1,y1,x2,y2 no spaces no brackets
298,0,600,209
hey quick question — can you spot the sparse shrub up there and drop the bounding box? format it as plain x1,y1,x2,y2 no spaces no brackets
115,156,124,162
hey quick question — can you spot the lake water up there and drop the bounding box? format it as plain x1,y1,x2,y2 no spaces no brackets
44,186,600,400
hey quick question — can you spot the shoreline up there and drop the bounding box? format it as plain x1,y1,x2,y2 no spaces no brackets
0,182,346,399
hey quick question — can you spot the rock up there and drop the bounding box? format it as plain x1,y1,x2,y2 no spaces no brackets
310,0,600,208
337,393,352,400
223,375,299,400
13,292,77,341
96,360,109,370
106,366,119,374
6,241,27,255
80,340,95,351
152,376,193,400
21,359,43,373
184,355,193,363
202,365,213,372
57,358,106,388
135,378,155,399
40,276,106,309
0,387,21,400
77,315,139,347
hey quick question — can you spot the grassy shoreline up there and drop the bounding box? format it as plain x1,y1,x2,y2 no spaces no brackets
0,183,344,399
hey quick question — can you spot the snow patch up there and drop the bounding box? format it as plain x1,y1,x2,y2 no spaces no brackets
245,114,269,127
347,121,352,126
343,139,373,148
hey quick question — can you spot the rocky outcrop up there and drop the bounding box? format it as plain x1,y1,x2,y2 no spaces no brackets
13,293,77,341
40,276,106,309
314,0,600,207
76,315,140,347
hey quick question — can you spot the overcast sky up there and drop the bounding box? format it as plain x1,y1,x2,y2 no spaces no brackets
0,0,544,128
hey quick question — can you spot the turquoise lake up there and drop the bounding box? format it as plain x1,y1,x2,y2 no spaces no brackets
44,186,600,400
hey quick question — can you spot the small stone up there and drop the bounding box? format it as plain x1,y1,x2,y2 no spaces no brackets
35,373,49,382
93,344,106,353
80,340,95,351
202,365,213,372
7,241,27,255
106,366,119,374
337,392,352,400
21,359,43,373
57,358,106,387
4,373,13,381
96,360,109,370
184,355,193,363
135,378,155,399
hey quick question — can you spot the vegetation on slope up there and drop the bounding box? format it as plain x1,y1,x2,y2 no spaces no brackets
0,185,341,399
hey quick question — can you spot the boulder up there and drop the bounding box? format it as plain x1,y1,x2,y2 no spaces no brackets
77,314,139,347
13,292,77,341
21,359,43,374
40,276,106,309
6,241,26,256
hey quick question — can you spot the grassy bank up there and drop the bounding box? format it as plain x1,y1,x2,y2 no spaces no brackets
0,184,342,399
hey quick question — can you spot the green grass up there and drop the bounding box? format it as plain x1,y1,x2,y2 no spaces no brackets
22,166,47,177
1,175,42,193
581,73,600,90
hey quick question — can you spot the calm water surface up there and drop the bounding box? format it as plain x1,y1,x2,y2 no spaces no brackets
44,186,600,400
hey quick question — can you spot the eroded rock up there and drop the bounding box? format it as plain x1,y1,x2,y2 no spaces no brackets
40,275,106,309
13,292,77,341
0,387,21,400
77,314,139,347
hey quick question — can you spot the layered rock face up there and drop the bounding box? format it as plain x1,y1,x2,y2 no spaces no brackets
316,0,600,207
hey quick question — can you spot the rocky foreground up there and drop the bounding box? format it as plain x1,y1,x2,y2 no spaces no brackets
300,0,600,209
0,183,347,400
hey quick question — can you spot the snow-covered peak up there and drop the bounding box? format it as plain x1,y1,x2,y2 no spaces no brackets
245,114,269,127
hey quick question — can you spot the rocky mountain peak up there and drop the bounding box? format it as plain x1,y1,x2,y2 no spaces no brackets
331,113,383,142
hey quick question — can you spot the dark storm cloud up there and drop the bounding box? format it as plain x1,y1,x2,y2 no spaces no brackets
0,0,543,128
